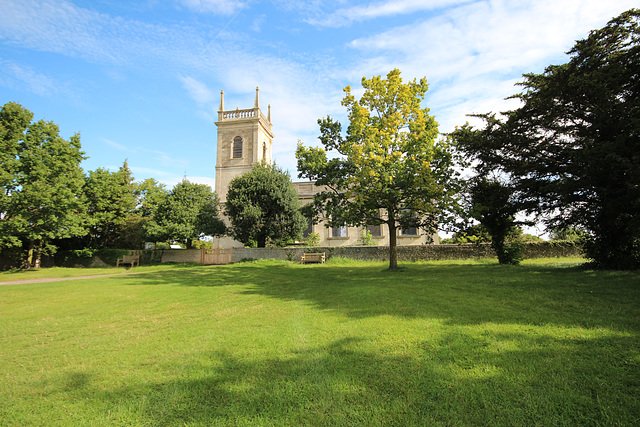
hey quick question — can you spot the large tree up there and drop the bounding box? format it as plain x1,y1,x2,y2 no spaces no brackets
297,69,461,269
224,162,306,247
83,161,137,248
455,10,640,269
145,180,225,248
0,102,87,268
451,117,531,264
134,178,168,219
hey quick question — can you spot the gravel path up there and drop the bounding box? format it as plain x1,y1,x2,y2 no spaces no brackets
0,271,136,286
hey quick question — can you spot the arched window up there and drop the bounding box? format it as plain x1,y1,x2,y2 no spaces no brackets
263,142,267,160
233,136,243,159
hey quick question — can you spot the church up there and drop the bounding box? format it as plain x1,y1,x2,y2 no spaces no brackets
213,88,439,249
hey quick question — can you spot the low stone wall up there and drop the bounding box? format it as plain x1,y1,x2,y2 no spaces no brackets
33,242,581,269
157,249,202,264
233,242,582,263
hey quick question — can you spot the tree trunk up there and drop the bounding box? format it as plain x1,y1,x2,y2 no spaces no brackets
34,241,42,269
388,220,398,270
25,247,33,270
258,234,267,248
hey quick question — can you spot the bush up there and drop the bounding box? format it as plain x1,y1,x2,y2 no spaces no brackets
305,233,320,247
360,229,377,246
499,241,525,265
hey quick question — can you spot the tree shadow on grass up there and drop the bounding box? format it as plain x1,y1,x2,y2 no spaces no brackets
60,332,640,426
123,262,640,332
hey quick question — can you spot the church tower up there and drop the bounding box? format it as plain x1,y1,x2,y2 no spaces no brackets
214,87,273,203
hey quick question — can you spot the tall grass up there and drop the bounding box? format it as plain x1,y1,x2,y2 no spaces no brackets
0,258,638,425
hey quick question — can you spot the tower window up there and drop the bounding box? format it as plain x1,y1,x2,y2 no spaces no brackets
233,136,243,158
263,142,267,160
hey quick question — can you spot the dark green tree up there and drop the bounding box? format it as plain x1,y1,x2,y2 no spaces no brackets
453,9,640,268
0,102,87,268
468,179,525,264
83,161,137,248
224,162,307,247
549,227,587,242
450,118,528,263
134,178,168,218
297,69,461,269
145,180,225,248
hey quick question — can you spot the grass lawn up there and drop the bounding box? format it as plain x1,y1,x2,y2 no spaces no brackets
1,258,638,425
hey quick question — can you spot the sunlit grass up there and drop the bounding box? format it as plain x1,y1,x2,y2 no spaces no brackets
0,258,638,425
0,263,200,282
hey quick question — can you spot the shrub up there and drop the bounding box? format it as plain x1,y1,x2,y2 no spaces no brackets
305,233,320,247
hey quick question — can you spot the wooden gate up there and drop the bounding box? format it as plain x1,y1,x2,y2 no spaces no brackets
201,248,233,265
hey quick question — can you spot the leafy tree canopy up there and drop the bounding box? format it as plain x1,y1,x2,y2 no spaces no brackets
145,180,225,248
224,162,307,248
297,69,461,269
82,161,137,248
134,178,168,218
452,9,640,269
441,224,492,244
0,102,87,268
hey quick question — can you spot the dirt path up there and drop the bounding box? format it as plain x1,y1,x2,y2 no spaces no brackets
0,271,140,286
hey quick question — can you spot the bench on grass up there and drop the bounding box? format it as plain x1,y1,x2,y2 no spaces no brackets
116,254,140,268
301,252,325,264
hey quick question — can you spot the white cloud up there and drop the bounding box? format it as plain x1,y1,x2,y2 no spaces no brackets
3,0,636,181
130,166,174,178
101,138,132,152
177,0,247,15
0,58,79,98
251,14,266,32
141,148,189,169
180,76,216,104
345,0,639,133
156,174,217,190
307,0,472,27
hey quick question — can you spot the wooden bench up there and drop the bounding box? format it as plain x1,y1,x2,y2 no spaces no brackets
116,254,140,268
301,252,325,264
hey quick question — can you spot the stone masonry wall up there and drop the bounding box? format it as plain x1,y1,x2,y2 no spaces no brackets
232,242,582,263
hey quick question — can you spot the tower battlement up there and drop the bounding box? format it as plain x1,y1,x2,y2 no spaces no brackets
214,87,273,204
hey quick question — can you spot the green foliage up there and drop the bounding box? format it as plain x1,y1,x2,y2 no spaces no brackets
501,240,525,265
520,233,543,243
453,10,640,269
224,162,307,248
191,239,213,250
134,178,168,219
305,232,320,247
549,227,587,242
470,179,526,264
360,229,377,246
146,180,226,248
82,161,138,248
297,69,462,269
0,102,87,268
442,224,492,244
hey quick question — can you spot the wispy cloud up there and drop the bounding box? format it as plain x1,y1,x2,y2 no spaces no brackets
0,58,78,98
142,148,189,169
0,0,224,71
130,166,174,178
101,138,132,152
180,76,216,104
345,0,638,132
307,0,471,27
177,0,247,16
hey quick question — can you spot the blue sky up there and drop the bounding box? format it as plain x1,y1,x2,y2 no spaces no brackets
1,0,636,192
